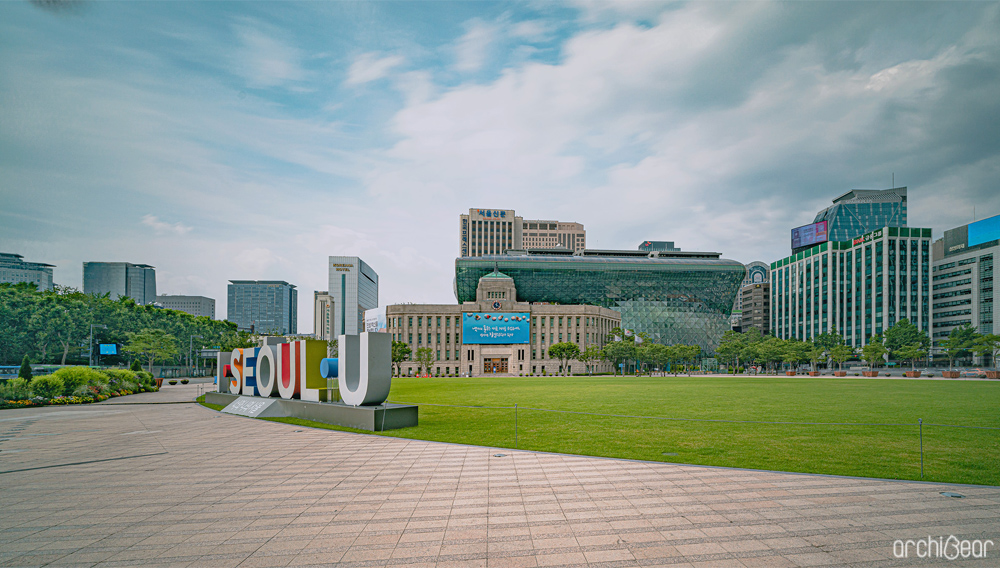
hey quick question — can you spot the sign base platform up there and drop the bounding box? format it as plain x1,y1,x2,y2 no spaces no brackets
207,392,418,431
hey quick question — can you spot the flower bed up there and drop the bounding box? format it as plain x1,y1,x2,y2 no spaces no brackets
0,366,157,409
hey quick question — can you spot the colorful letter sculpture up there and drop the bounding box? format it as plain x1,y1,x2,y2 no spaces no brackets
218,334,390,406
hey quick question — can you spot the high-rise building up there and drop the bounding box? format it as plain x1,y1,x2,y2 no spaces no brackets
522,219,586,252
155,295,215,319
455,247,745,352
739,283,771,335
931,213,999,344
812,187,908,243
227,280,297,334
314,291,334,341
460,209,523,257
0,252,54,291
328,257,378,337
771,226,932,347
83,262,156,304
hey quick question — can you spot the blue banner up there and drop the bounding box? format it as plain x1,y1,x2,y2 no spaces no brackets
462,312,530,344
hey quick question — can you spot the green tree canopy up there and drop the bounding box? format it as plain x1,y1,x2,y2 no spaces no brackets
123,328,179,373
548,342,581,375
861,335,887,369
392,341,412,376
973,334,1000,371
884,318,929,352
414,347,434,376
942,324,979,370
578,346,603,375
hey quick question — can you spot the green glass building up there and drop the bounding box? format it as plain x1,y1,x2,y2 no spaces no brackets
455,250,746,352
770,226,932,347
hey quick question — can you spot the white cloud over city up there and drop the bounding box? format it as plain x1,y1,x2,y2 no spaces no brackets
2,1,999,332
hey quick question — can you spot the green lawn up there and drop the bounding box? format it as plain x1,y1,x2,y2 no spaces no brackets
227,375,1000,485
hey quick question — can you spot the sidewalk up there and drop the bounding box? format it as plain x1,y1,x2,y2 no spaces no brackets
97,382,212,404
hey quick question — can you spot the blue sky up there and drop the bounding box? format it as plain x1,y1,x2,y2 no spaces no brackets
3,1,999,333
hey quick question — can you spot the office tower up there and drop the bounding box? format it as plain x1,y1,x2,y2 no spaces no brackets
314,291,334,340
83,262,156,304
772,226,932,347
460,208,522,257
227,280,297,334
932,214,999,345
155,295,215,319
328,257,378,337
812,187,907,243
522,219,586,251
0,252,54,291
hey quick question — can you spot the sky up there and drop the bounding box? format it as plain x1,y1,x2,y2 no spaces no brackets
2,1,999,334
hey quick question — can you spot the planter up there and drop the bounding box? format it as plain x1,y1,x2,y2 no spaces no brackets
862,371,879,377
986,371,1000,379
942,371,960,378
905,371,922,378
786,371,796,376
808,371,819,377
834,371,847,377
155,378,164,388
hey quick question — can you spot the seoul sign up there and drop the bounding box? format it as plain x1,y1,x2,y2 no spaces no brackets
222,332,391,407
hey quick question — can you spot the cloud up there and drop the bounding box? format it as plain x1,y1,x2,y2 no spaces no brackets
230,19,307,88
140,215,192,236
454,18,497,72
345,52,405,86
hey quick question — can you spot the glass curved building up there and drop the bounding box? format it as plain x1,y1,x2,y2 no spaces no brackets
455,250,746,352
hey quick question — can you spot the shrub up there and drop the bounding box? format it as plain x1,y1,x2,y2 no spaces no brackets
73,384,100,398
53,367,107,397
130,360,142,372
0,378,32,401
19,355,32,380
30,375,64,399
103,369,137,382
136,370,153,384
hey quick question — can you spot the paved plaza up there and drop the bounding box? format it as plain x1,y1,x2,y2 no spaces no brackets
1,387,998,567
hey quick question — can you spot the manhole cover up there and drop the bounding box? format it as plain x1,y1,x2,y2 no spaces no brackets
294,430,303,432
493,453,506,458
941,492,965,498
662,452,679,456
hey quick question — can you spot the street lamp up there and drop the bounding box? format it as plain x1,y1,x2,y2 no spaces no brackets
190,335,203,377
89,324,107,367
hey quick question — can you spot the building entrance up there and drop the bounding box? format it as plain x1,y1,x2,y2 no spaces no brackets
484,358,508,374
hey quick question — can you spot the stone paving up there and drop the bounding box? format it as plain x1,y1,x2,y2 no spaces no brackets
0,392,998,567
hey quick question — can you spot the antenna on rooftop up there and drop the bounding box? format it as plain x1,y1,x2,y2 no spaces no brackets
892,173,894,188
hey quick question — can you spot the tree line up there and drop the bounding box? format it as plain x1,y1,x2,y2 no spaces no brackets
716,319,1000,373
0,283,257,367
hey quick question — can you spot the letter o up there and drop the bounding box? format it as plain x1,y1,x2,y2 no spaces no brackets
256,345,276,397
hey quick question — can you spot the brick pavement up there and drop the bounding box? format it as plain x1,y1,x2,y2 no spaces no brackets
0,399,998,567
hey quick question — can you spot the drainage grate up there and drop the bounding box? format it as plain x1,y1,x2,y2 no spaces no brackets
662,452,679,456
493,453,506,458
941,492,965,498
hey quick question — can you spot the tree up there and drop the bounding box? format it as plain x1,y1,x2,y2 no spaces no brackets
327,338,339,358
942,324,979,370
677,345,701,374
130,360,142,372
391,341,412,376
808,343,826,373
716,331,744,370
548,342,580,375
414,347,434,376
602,341,635,376
884,318,929,352
18,355,32,380
829,344,855,371
757,337,786,373
894,344,928,371
123,328,179,373
861,335,887,370
579,346,603,375
973,334,1000,371
782,340,809,372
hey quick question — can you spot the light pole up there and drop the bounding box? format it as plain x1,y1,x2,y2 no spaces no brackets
190,335,203,377
89,324,107,367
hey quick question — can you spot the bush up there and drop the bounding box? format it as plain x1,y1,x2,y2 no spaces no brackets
130,360,142,372
136,370,153,384
0,378,32,401
53,366,107,397
19,355,32,380
30,375,64,399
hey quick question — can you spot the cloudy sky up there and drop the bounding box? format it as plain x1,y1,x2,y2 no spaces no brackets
2,1,999,333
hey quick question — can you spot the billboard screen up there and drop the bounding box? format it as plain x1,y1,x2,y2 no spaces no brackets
969,214,1000,247
99,343,118,355
791,220,828,249
364,307,387,333
462,312,530,344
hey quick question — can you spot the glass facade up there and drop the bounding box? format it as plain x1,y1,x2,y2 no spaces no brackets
227,280,297,334
455,254,745,352
771,227,931,347
813,188,907,243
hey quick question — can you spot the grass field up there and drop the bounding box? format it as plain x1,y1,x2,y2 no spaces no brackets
223,375,1000,486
